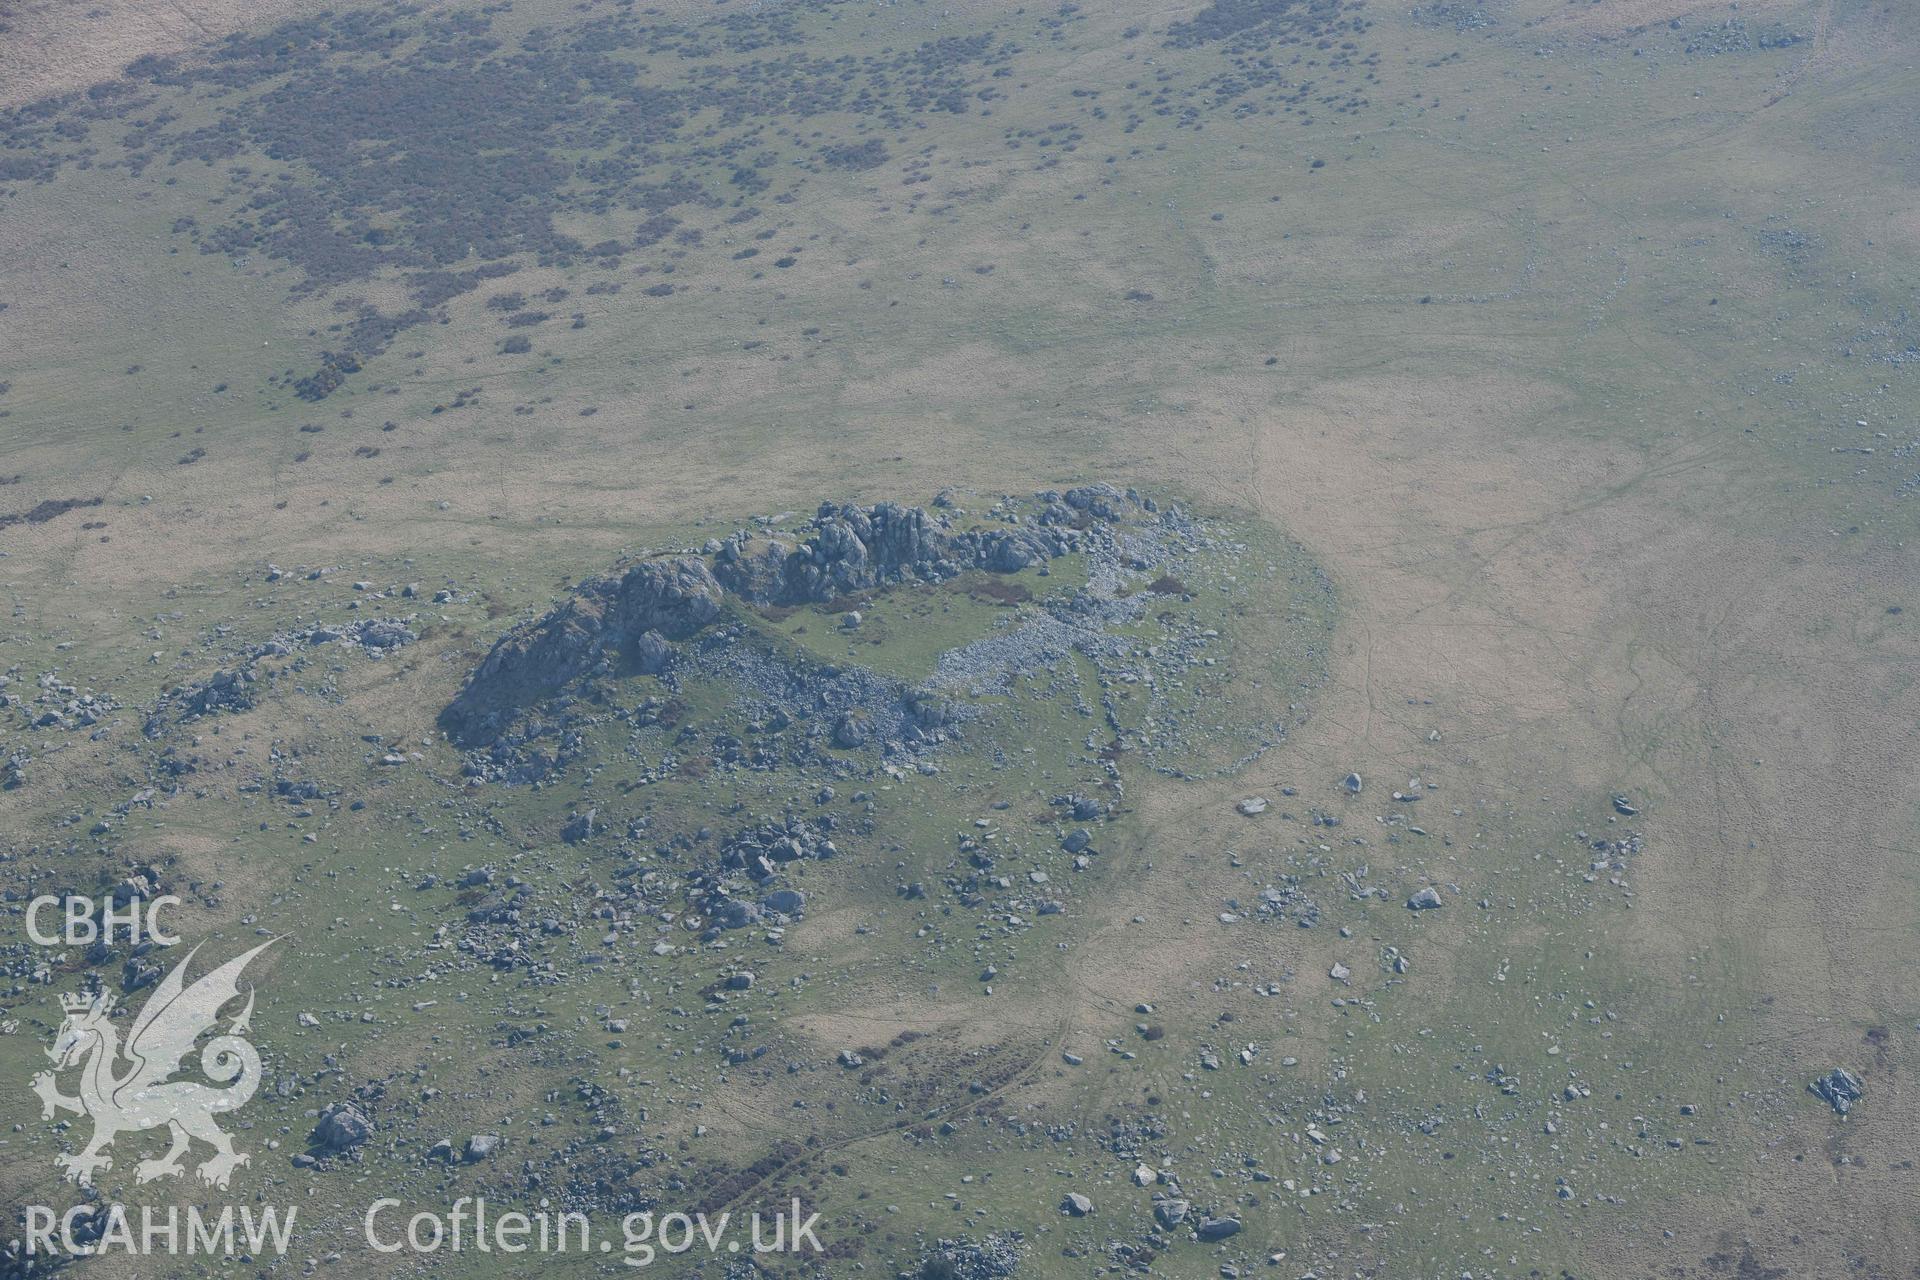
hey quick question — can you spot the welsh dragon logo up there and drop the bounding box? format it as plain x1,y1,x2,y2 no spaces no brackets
32,940,274,1189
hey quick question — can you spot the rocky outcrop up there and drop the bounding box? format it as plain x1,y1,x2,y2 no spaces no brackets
442,488,1144,753
713,502,954,602
441,556,722,745
1811,1067,1864,1115
710,534,792,599
714,497,1093,605
783,501,948,599
178,666,257,718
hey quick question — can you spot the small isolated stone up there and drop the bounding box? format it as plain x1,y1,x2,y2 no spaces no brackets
1329,962,1351,982
1237,796,1268,816
1407,886,1443,910
1061,1192,1093,1217
1132,1163,1157,1187
562,808,596,843
1342,772,1363,794
463,1134,500,1162
1196,1216,1242,1242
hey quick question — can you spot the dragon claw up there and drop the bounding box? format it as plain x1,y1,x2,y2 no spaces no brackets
136,1156,185,1184
198,1152,248,1189
55,1152,110,1186
31,1070,81,1119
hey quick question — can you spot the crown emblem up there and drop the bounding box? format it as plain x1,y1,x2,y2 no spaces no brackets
58,992,98,1014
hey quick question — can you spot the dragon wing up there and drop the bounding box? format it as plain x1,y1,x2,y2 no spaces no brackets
117,940,276,1095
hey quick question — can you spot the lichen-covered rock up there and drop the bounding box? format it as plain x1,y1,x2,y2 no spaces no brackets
351,617,418,649
762,888,806,916
1811,1067,1864,1115
711,534,793,599
710,897,763,929
177,666,256,720
1063,482,1129,518
312,1101,372,1151
832,710,872,748
631,628,672,674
